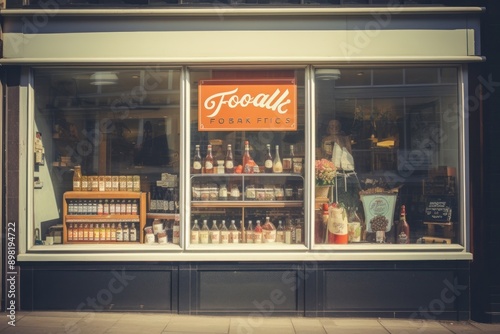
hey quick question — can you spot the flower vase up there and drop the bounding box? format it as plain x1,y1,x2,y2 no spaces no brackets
315,185,330,199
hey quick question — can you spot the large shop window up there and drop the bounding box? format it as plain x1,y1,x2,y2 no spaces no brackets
188,69,306,248
32,68,182,248
314,67,462,246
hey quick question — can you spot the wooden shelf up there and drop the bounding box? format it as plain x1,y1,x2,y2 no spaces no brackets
63,191,146,244
147,213,178,220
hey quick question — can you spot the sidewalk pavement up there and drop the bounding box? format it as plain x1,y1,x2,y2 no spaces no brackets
2,311,500,334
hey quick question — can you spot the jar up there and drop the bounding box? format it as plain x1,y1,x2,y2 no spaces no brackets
98,176,106,192
274,186,284,201
192,183,201,200
157,230,168,244
111,176,119,191
296,186,304,200
144,226,155,244
90,176,99,192
218,184,228,200
133,175,141,192
245,184,256,201
104,175,112,191
229,184,240,200
200,185,210,201
126,176,133,191
152,219,163,235
119,176,127,191
285,186,294,200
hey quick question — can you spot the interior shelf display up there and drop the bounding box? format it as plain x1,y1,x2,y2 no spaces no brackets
189,140,305,246
62,191,146,244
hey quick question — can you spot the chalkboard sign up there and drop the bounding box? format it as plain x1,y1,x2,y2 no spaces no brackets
424,197,453,222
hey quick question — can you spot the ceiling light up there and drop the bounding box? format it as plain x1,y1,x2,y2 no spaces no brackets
316,69,341,81
90,72,118,86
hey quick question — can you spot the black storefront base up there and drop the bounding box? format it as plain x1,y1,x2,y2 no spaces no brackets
19,260,470,320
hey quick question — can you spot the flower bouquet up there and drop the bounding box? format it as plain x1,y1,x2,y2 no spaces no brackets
315,159,337,199
315,159,337,186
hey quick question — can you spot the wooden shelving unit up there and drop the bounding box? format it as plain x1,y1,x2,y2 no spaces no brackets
62,191,146,244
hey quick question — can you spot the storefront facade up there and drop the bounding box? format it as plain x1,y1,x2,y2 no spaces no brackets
1,1,487,320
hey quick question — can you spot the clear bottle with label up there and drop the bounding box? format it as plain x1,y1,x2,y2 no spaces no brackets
225,144,234,174
276,220,285,243
110,223,116,241
73,165,82,191
220,220,230,244
130,223,137,242
284,220,293,244
191,220,200,244
116,223,123,241
254,220,263,243
264,144,273,173
242,140,254,174
105,223,111,241
200,220,210,244
229,220,239,244
204,144,214,174
210,220,220,244
94,224,100,241
246,220,254,244
282,145,294,173
295,219,303,244
123,223,129,242
192,144,202,174
273,145,283,173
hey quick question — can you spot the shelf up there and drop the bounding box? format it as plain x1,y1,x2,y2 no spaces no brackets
147,213,179,220
191,173,303,179
191,201,303,208
64,191,142,199
65,215,140,222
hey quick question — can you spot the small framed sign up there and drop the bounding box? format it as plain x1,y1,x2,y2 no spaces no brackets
424,196,453,223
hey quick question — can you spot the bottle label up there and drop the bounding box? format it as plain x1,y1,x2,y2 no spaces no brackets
254,232,263,243
210,231,220,244
265,160,273,169
397,232,408,244
221,231,229,244
225,161,234,169
73,181,81,190
191,231,199,244
172,226,180,244
193,162,202,170
276,231,284,243
205,162,213,169
200,231,209,244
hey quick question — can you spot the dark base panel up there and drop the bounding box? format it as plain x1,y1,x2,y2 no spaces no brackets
19,260,470,320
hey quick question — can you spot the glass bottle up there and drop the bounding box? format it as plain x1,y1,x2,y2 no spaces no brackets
193,144,202,174
172,218,180,245
220,220,229,244
225,144,234,174
295,219,303,244
105,223,111,241
276,220,285,243
88,223,94,241
246,220,254,244
242,140,254,174
110,223,116,241
397,205,410,244
123,223,130,242
93,224,100,241
81,176,88,192
282,145,294,173
264,144,273,173
73,165,82,191
68,223,74,242
200,220,210,244
191,220,200,244
229,220,239,244
130,223,137,242
78,223,84,241
83,223,89,241
204,144,214,174
284,219,293,244
168,188,175,213
210,220,220,244
254,220,263,243
116,223,123,242
272,145,283,173
99,223,106,241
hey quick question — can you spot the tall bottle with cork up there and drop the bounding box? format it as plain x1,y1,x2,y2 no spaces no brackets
264,144,273,173
397,205,410,244
225,144,234,174
242,141,255,174
204,144,214,174
192,145,202,174
273,145,283,173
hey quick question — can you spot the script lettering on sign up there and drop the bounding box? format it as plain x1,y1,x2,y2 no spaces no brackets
198,79,297,131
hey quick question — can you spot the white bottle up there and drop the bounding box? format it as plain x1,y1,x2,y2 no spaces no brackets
200,220,210,244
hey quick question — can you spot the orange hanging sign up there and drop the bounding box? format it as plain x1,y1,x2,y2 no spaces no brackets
198,79,297,131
